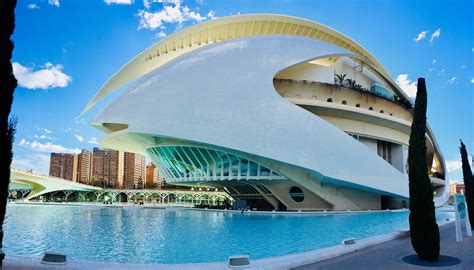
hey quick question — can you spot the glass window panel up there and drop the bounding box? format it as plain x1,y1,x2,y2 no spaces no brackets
231,157,239,177
181,147,200,168
176,147,199,177
162,159,178,179
185,147,203,167
261,167,270,176
156,157,176,178
209,149,222,177
162,157,181,178
249,161,258,176
171,147,195,177
240,159,248,176
194,148,211,177
202,149,217,177
162,147,186,176
150,147,181,178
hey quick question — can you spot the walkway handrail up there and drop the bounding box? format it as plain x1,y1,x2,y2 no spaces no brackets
11,168,103,190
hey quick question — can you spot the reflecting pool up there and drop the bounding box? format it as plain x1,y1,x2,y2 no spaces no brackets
4,204,454,264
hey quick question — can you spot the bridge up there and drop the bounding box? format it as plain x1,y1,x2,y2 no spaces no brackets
8,168,233,206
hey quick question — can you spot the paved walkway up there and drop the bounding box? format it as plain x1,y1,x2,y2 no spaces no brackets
294,222,474,270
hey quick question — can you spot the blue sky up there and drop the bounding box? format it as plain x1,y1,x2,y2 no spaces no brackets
11,0,473,183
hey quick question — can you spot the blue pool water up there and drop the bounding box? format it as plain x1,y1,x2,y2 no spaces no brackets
4,204,453,264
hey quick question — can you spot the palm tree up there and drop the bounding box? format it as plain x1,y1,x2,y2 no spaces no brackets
334,73,347,86
344,78,363,90
343,78,353,88
0,0,18,266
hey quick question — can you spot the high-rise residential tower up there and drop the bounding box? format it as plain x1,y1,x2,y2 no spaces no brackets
77,149,92,184
146,162,164,189
49,153,78,182
92,147,124,188
124,152,146,189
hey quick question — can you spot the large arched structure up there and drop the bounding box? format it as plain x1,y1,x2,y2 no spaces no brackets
83,14,448,211
8,168,232,205
9,168,102,200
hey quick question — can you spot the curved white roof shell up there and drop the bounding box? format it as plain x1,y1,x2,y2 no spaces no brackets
81,14,411,115
91,35,411,198
84,14,447,203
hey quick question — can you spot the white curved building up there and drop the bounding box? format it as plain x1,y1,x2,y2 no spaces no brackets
83,14,447,211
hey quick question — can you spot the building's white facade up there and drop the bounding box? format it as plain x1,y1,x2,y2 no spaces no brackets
83,14,448,211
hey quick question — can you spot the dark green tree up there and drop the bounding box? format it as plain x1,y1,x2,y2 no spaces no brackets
460,140,474,229
408,78,440,261
0,0,18,266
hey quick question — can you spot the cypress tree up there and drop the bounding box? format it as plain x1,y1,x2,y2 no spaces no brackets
0,0,18,266
408,78,440,261
460,140,474,229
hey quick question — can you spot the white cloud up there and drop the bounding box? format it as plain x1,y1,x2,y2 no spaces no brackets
414,30,429,42
27,3,39,9
104,0,133,5
19,139,30,146
74,134,84,142
447,159,473,172
460,65,467,69
138,6,184,30
396,74,417,98
48,0,60,7
182,6,205,21
138,0,207,30
43,128,52,134
74,117,86,125
448,77,456,84
12,154,50,174
430,28,441,44
432,59,436,64
470,77,474,84
207,10,216,20
156,30,167,38
88,137,100,145
13,62,72,90
19,139,80,154
33,134,52,140
143,0,151,9
155,0,182,4
446,160,462,172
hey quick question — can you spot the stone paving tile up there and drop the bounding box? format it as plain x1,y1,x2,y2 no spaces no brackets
293,222,474,270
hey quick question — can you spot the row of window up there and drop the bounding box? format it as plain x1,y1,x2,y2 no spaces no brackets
146,145,287,181
326,98,393,116
286,92,396,117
